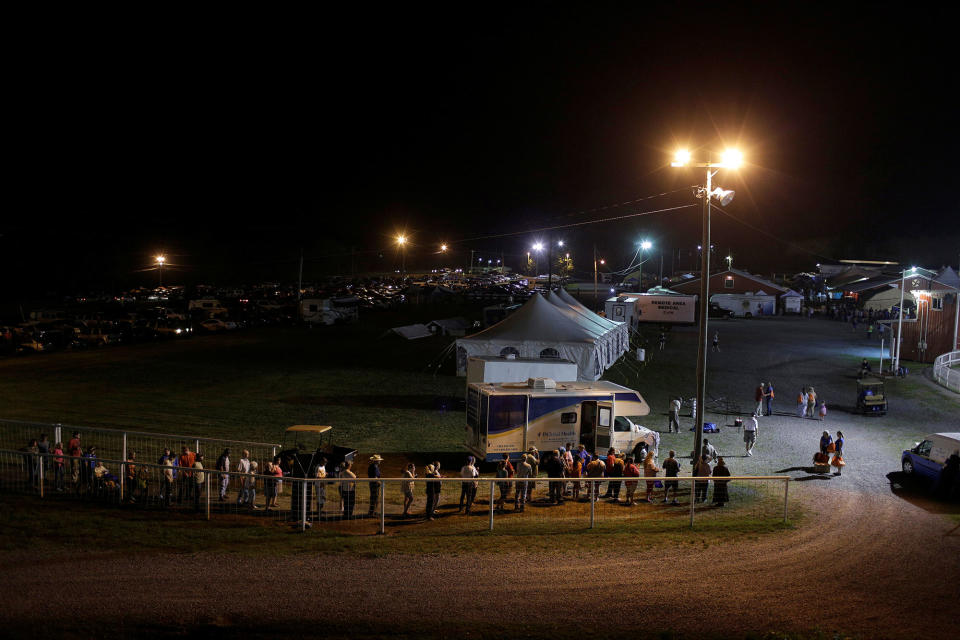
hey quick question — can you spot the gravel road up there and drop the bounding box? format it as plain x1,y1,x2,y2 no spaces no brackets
0,485,957,639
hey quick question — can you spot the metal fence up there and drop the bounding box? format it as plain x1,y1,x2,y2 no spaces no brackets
933,350,960,392
0,418,280,471
0,449,791,534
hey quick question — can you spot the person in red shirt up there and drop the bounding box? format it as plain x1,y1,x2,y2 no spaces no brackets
67,432,82,486
177,446,196,504
622,456,641,505
601,448,618,498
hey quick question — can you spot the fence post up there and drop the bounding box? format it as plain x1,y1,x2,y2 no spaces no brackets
301,478,307,531
39,455,44,498
689,476,696,528
589,480,595,529
54,424,62,447
379,480,386,535
489,479,494,531
206,471,211,521
120,433,127,502
783,478,789,524
195,439,200,457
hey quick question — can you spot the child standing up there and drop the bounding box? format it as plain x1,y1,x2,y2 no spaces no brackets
818,401,827,421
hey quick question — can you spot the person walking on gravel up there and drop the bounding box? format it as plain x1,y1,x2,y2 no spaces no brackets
711,331,720,352
764,382,774,416
744,415,757,456
668,397,681,433
807,388,817,418
797,388,808,418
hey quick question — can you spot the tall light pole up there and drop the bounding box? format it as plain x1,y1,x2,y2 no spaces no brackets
671,148,741,462
155,255,166,287
894,266,917,373
638,240,652,292
396,235,407,278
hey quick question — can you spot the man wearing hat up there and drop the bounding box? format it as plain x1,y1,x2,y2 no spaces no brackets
368,454,383,516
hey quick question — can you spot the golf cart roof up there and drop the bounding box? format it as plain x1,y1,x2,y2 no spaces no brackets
285,425,332,434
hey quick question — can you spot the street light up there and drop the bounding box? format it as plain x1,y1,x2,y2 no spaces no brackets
671,147,742,469
155,255,166,287
638,240,653,292
894,266,918,373
396,235,407,278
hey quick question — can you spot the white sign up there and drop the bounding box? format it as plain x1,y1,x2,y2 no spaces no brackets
636,296,696,323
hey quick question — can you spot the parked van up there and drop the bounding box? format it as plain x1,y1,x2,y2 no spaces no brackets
901,432,960,481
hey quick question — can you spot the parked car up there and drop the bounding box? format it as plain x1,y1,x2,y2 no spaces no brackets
199,319,237,332
901,433,960,481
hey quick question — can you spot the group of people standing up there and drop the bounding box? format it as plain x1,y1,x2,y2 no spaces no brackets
797,387,827,420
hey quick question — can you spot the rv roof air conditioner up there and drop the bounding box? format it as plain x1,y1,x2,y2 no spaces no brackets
527,377,557,390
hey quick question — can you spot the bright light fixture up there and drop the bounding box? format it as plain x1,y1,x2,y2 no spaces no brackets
640,241,652,250
558,240,564,247
672,149,691,167
721,149,743,168
397,235,407,245
533,243,544,251
440,244,447,252
710,187,736,206
155,255,166,264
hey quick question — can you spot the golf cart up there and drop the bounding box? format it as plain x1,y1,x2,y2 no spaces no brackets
856,376,887,415
277,425,356,519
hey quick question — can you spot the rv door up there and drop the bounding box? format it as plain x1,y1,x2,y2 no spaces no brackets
596,401,613,451
579,401,597,451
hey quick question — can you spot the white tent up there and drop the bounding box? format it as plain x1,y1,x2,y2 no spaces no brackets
456,292,627,380
546,289,630,365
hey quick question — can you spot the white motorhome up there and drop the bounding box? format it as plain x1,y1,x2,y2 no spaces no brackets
710,292,777,317
466,378,654,462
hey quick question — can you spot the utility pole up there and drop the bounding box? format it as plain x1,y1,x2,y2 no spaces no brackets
594,245,599,311
547,234,553,291
469,250,474,275
297,249,303,320
659,251,663,288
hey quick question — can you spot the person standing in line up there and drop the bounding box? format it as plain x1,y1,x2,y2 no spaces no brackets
764,382,775,416
431,461,443,513
315,456,329,518
622,455,640,505
609,454,625,502
702,438,718,463
546,450,565,504
568,453,582,502
743,414,757,457
124,451,137,503
711,331,720,352
67,431,82,489
367,454,383,516
401,463,416,517
585,455,605,502
459,456,479,514
658,332,666,351
235,450,251,506
662,450,680,505
754,383,765,417
693,454,712,503
818,401,827,421
561,447,573,496
495,461,510,512
642,451,661,503
177,446,196,505
832,431,845,476
192,453,205,512
798,388,808,418
424,464,438,520
268,460,282,510
162,455,174,509
807,388,817,419
526,447,540,501
601,448,618,498
668,397,681,433
215,448,230,501
339,460,356,518
514,454,533,511
52,442,65,492
711,457,731,507
262,461,277,510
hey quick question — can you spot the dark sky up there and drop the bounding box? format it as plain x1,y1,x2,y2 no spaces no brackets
5,3,958,295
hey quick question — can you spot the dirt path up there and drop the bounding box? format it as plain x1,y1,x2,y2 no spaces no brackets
1,485,957,639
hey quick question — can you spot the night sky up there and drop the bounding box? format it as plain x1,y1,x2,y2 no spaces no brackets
5,3,958,296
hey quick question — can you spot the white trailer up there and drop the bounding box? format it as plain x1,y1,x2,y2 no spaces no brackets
466,378,655,461
606,293,696,327
710,292,777,317
466,356,579,386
